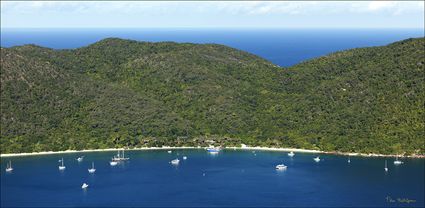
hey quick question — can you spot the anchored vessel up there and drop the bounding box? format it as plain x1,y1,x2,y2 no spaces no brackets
393,157,403,165
5,161,13,172
171,159,180,165
112,150,130,162
58,158,66,170
88,162,96,173
288,152,295,157
275,164,287,170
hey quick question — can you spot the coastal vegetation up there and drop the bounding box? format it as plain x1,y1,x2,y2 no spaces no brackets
1,38,424,155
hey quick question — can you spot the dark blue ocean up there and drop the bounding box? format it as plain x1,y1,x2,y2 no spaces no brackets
1,28,423,66
1,150,424,207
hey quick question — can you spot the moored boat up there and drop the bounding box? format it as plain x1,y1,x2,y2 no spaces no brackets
88,162,96,173
5,161,13,172
288,152,295,157
58,158,66,170
275,164,287,170
171,158,180,165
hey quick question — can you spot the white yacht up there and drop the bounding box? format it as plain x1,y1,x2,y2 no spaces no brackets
385,160,388,172
76,156,84,162
88,162,96,173
171,159,180,165
207,147,220,154
110,160,118,166
288,152,295,157
313,156,321,162
393,157,403,165
5,161,13,172
275,164,287,170
81,183,89,189
58,158,66,170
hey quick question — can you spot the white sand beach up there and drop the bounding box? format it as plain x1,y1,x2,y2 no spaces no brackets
1,145,423,158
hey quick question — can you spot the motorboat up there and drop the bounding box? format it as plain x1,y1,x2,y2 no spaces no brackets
171,159,180,165
207,147,220,154
393,157,403,165
275,164,287,170
76,156,84,162
288,151,295,157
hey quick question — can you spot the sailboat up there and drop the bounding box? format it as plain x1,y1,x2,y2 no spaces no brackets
183,156,188,160
112,149,130,161
393,156,403,165
313,156,321,162
348,157,351,163
88,162,96,173
5,161,13,172
288,151,295,157
385,160,388,172
58,158,66,170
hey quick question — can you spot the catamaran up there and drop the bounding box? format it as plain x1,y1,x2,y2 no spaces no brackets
393,156,403,165
288,152,295,157
314,156,321,162
5,161,13,172
58,158,66,170
88,162,96,173
385,160,388,172
112,149,130,161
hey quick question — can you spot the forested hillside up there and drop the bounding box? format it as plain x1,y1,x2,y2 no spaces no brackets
1,38,423,155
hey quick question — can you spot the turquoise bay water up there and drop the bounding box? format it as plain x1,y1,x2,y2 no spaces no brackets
1,149,424,207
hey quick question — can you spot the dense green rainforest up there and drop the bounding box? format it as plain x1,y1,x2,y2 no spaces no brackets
1,38,424,155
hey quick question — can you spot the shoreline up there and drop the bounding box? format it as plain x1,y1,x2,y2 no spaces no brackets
1,146,424,158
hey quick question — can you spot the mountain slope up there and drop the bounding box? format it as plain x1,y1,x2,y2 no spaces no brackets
1,38,424,154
